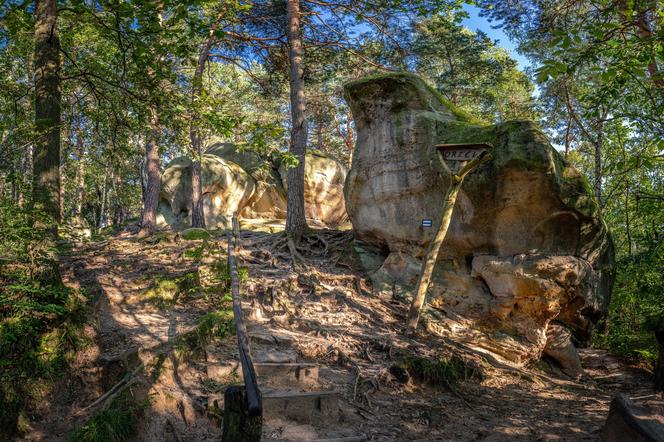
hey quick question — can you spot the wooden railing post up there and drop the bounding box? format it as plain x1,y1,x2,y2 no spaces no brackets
222,214,262,441
222,386,262,442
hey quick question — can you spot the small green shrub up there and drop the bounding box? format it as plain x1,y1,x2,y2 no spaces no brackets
177,310,235,355
182,228,211,241
0,198,86,438
144,272,200,308
72,388,147,442
401,353,483,391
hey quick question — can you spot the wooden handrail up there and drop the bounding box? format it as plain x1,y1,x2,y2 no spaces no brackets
227,215,262,417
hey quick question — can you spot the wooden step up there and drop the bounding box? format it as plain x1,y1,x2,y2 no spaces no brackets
263,390,340,424
255,362,319,388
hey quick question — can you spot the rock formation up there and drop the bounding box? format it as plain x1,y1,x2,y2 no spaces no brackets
157,143,348,229
343,73,615,369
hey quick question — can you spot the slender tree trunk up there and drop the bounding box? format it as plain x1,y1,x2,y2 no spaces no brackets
655,330,664,391
405,153,491,335
286,0,308,240
564,116,571,158
59,151,65,222
33,0,61,226
593,135,603,206
140,107,161,235
19,144,32,208
316,121,323,150
74,128,85,216
99,167,108,231
189,34,217,229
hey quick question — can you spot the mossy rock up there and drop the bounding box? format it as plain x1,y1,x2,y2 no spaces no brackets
182,228,211,241
343,72,615,365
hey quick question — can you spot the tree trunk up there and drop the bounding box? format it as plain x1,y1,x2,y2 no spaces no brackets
594,138,603,206
564,116,571,158
74,128,85,216
285,0,308,240
190,34,217,229
59,151,65,222
655,330,664,391
19,143,32,208
140,107,161,235
316,121,323,150
33,0,61,226
405,153,491,335
99,167,108,231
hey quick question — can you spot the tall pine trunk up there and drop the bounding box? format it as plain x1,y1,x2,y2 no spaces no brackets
140,107,161,234
286,0,308,240
33,0,61,225
190,35,216,229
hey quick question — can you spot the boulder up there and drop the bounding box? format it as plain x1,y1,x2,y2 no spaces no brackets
343,73,615,366
157,153,255,229
279,150,349,227
601,394,664,442
157,143,348,229
207,142,288,220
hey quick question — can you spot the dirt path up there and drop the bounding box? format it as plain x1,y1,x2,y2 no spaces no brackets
29,229,662,441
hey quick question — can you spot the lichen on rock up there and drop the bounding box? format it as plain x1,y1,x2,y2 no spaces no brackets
344,72,615,368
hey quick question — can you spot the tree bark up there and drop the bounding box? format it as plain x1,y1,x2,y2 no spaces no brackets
140,107,161,235
33,0,61,225
655,330,664,391
99,167,108,231
190,32,217,228
593,129,603,206
74,127,85,216
405,152,491,335
285,0,308,240
19,143,32,208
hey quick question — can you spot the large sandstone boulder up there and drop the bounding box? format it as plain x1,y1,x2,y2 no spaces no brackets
158,153,255,229
157,143,348,229
207,142,288,220
344,73,614,367
279,150,349,227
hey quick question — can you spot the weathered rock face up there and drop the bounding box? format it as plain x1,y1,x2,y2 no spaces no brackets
157,143,347,229
344,73,615,367
279,150,349,227
158,153,255,229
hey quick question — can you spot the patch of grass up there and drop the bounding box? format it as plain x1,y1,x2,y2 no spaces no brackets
177,309,235,356
201,369,240,393
400,353,483,391
184,245,205,261
182,228,211,241
144,271,200,309
72,388,147,442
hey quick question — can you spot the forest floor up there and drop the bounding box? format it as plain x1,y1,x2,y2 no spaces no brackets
24,225,663,441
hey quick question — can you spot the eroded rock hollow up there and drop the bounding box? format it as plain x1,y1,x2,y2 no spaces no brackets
343,73,615,370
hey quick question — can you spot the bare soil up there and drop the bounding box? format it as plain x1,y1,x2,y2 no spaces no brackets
23,227,663,441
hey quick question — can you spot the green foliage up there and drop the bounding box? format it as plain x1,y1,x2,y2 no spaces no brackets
400,353,484,390
144,271,200,309
72,388,147,442
0,199,86,438
594,245,664,362
177,309,235,355
182,227,211,241
412,14,538,123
